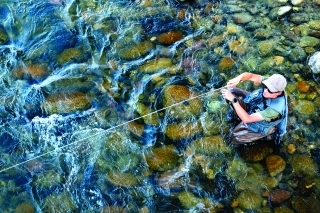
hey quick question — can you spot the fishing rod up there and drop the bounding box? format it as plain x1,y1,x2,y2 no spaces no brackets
0,86,224,173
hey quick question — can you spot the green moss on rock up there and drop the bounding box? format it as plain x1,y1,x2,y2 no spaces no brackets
145,145,179,172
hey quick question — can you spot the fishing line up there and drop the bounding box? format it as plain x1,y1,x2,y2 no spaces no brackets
0,86,224,173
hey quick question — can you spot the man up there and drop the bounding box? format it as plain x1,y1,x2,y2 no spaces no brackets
220,72,288,144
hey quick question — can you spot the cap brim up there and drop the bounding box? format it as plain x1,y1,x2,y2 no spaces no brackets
262,79,278,92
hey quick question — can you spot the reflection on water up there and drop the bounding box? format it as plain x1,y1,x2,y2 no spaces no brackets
0,0,320,212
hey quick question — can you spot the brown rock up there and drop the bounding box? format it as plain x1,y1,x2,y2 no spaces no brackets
157,31,184,45
266,155,286,176
269,189,291,205
218,57,235,71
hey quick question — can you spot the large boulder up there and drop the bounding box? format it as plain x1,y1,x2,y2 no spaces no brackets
308,51,320,74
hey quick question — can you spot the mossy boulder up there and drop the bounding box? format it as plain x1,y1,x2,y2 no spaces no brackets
15,202,35,213
266,154,286,177
0,28,8,44
126,121,144,137
177,191,220,210
42,91,91,115
218,56,235,71
294,100,316,117
165,121,202,140
291,195,320,213
241,143,273,162
308,20,320,30
57,48,84,64
118,41,154,60
13,64,48,80
289,155,318,177
228,37,248,55
299,36,320,47
157,31,184,45
43,193,76,213
135,102,159,125
139,58,172,73
256,39,277,56
190,136,231,155
104,131,139,154
237,190,262,210
162,85,202,120
35,170,64,189
106,170,139,187
145,145,179,172
200,112,223,136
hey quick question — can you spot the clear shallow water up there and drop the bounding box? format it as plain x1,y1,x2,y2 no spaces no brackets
0,0,320,212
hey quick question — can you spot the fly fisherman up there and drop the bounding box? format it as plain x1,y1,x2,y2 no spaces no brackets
220,72,288,145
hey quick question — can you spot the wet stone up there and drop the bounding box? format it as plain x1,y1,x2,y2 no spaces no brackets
42,91,91,115
157,30,184,45
233,12,253,24
308,20,320,30
294,100,316,117
106,170,139,187
308,51,320,74
15,202,35,213
13,64,48,80
165,121,202,141
266,154,286,177
268,189,291,205
299,36,320,47
190,136,231,155
237,190,262,210
162,85,202,120
218,56,235,71
289,155,318,177
139,58,172,73
291,195,320,213
117,40,154,60
145,145,179,172
57,48,83,64
241,143,274,162
0,28,9,44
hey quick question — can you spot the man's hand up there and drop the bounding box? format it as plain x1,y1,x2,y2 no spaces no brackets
221,88,235,101
226,77,242,88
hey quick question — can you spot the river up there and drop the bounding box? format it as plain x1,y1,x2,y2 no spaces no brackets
0,0,320,212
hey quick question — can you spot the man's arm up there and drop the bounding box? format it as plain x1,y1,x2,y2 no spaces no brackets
226,72,263,88
231,100,264,123
221,88,264,123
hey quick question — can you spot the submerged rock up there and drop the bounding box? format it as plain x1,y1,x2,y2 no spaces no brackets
165,121,202,140
266,154,286,177
241,143,274,162
117,41,154,60
42,91,91,115
162,85,202,120
308,51,320,74
15,202,35,213
190,136,231,155
237,190,262,210
13,64,48,80
289,155,318,177
177,191,222,211
57,48,84,64
145,145,179,172
294,100,316,117
43,193,76,213
0,28,8,44
268,189,291,205
139,58,172,73
157,30,184,45
106,170,139,187
291,195,320,213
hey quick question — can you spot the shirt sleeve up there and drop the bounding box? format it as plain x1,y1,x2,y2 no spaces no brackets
259,107,281,121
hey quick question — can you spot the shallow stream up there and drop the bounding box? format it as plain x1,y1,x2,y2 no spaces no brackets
0,0,320,212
